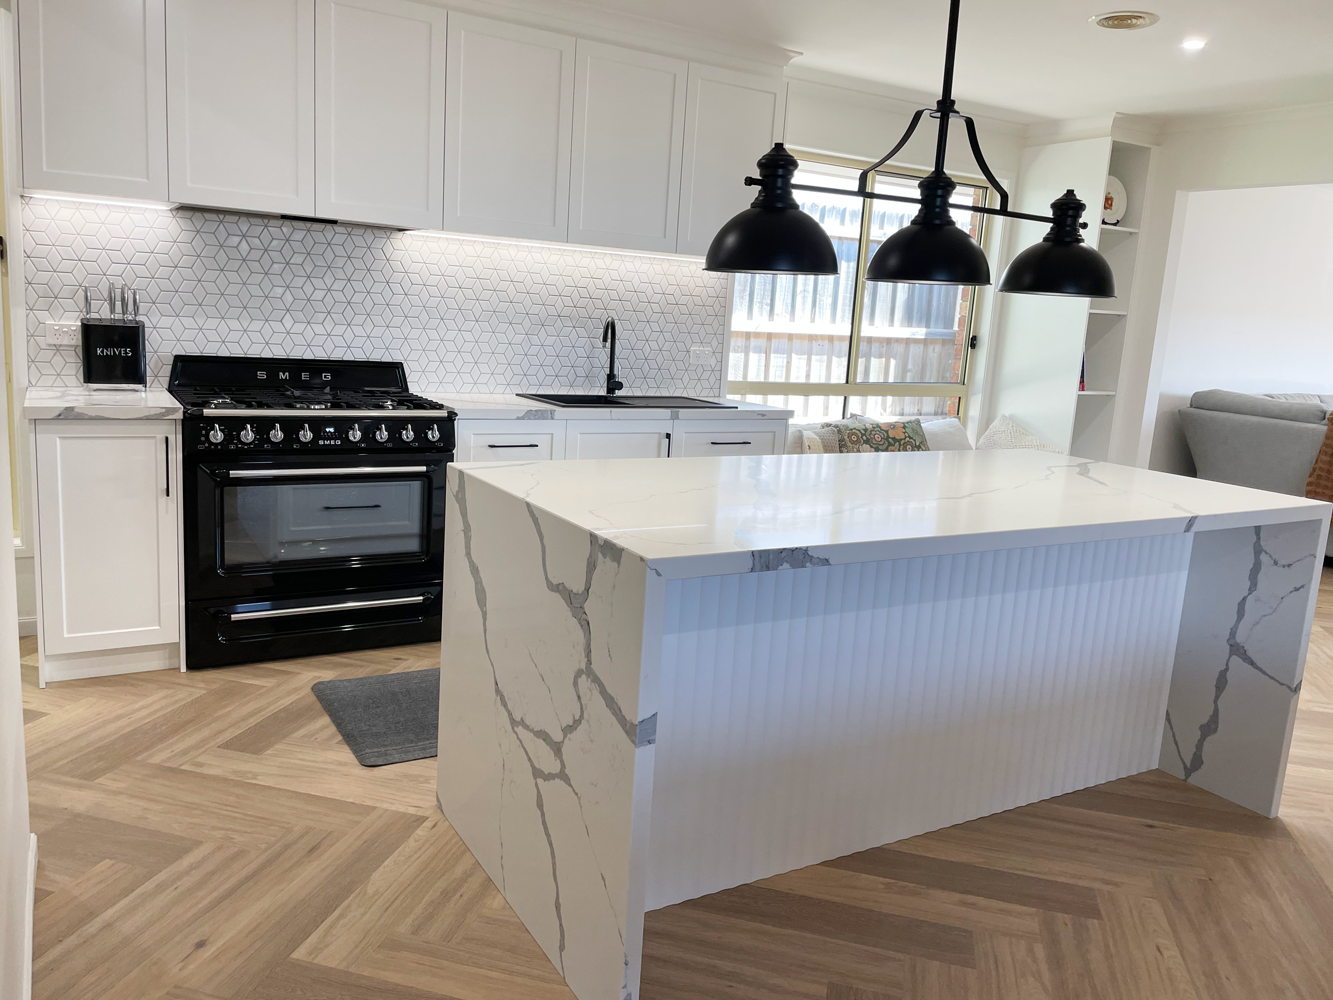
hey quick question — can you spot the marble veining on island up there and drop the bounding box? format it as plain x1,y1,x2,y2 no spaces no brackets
436,450,1330,1000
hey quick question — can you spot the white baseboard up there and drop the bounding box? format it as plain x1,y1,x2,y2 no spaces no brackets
23,832,35,1000
17,617,35,638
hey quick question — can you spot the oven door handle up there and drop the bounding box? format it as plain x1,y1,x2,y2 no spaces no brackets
226,466,430,479
227,595,427,621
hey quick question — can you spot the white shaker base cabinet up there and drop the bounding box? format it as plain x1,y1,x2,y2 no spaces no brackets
454,420,567,463
33,421,183,686
565,420,671,459
671,421,782,458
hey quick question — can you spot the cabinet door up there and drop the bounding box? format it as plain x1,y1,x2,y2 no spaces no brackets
444,14,575,241
676,64,786,256
315,0,447,229
167,0,315,214
18,0,168,200
455,420,565,463
671,421,783,458
565,420,671,460
569,41,686,253
36,422,179,654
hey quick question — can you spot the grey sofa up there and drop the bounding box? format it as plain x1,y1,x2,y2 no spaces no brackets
1180,389,1332,554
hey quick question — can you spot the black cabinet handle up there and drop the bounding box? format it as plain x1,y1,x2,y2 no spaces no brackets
322,504,382,510
487,443,539,449
164,436,170,497
710,441,752,446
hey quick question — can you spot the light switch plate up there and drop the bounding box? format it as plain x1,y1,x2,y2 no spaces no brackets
43,322,80,347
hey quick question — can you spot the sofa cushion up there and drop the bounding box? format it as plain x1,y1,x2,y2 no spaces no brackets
822,418,928,453
976,414,1062,453
919,417,973,451
1189,389,1329,424
1264,392,1333,407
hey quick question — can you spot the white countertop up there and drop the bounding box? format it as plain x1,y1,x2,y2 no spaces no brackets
21,387,791,422
23,386,182,420
453,449,1331,579
421,392,793,420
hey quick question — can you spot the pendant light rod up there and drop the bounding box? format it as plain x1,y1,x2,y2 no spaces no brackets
741,177,1067,228
844,0,1012,213
932,0,961,173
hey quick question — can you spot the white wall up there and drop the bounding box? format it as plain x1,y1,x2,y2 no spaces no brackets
1120,103,1333,468
1147,184,1333,475
0,10,30,998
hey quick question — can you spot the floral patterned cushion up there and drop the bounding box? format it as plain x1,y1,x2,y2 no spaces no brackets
820,417,929,454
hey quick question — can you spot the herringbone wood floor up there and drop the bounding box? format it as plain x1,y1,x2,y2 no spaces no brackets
24,568,1333,999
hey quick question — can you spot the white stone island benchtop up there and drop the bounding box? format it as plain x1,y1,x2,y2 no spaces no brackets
23,386,182,420
437,450,1330,1000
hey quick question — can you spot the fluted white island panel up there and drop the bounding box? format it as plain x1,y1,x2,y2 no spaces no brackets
437,451,1330,1000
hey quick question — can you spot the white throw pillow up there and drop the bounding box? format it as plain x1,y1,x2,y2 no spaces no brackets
976,414,1062,453
919,417,973,451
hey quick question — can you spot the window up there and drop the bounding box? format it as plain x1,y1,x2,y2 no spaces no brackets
727,158,988,422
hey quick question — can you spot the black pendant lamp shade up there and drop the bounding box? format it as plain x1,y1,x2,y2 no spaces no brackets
998,191,1116,298
704,144,839,276
865,171,990,285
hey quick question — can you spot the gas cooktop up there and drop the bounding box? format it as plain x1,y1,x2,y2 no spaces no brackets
167,355,448,415
171,385,447,412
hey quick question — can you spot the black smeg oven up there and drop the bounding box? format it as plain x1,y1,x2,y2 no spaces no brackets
169,355,456,669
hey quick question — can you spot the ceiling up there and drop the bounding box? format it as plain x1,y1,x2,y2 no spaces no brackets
561,0,1333,122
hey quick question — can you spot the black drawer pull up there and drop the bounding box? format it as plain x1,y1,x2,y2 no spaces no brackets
487,443,540,449
710,440,752,446
322,504,382,510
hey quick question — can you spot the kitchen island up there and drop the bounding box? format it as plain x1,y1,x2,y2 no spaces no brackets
436,450,1330,1000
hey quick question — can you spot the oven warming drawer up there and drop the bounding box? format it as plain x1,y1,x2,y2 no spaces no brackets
187,585,441,669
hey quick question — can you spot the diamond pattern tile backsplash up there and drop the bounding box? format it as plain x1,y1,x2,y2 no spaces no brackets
22,198,729,392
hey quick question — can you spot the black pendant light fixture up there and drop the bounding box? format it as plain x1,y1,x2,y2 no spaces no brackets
704,143,838,275
704,0,1116,299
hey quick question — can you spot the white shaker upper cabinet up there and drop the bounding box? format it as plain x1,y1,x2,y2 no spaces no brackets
315,0,447,229
166,0,315,215
676,65,787,257
568,41,687,253
18,0,168,200
444,14,575,241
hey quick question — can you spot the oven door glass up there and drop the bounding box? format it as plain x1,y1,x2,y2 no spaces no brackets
222,478,426,567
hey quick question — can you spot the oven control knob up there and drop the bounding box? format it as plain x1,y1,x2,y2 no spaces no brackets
269,424,284,443
298,423,313,443
374,424,389,443
400,424,414,443
347,425,362,443
238,424,255,444
425,424,440,443
208,423,225,444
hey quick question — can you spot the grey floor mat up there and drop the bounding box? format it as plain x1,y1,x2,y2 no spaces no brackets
311,667,439,767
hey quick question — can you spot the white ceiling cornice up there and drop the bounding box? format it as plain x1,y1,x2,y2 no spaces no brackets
428,0,800,74
782,66,1037,137
1157,100,1333,135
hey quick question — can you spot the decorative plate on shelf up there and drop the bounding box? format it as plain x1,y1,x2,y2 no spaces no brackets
1103,175,1127,224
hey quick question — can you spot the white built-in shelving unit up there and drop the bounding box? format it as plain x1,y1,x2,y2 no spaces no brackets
986,132,1155,462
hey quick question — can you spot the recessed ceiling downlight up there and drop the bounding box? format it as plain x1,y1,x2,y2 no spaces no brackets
1091,11,1161,29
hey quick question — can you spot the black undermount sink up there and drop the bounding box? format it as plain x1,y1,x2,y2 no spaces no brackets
517,393,737,409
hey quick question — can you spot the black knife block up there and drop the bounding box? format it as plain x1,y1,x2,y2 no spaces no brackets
81,318,147,386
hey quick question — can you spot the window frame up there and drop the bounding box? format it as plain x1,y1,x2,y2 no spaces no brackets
724,151,993,421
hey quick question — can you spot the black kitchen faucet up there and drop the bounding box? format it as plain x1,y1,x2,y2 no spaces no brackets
602,318,624,396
